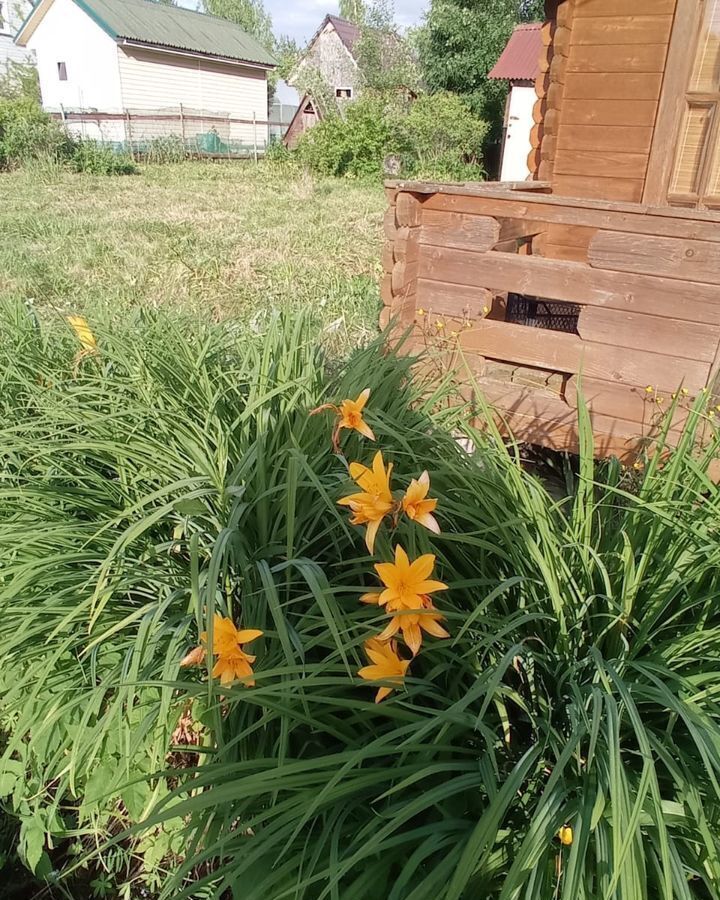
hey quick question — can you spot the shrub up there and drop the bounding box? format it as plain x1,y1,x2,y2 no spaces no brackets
296,91,488,180
70,139,138,175
1,302,720,898
0,97,72,170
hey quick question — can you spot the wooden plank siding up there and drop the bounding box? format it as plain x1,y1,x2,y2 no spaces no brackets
542,0,679,259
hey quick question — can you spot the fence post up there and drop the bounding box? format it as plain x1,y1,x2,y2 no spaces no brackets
253,112,258,163
125,109,134,159
179,102,186,156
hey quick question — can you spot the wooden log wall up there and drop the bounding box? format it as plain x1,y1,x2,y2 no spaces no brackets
533,0,680,261
382,183,720,462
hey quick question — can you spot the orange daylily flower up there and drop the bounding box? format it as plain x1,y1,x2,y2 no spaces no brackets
180,614,263,687
338,451,394,553
374,545,448,613
310,389,375,451
357,638,410,703
402,471,440,535
68,315,99,372
377,596,449,656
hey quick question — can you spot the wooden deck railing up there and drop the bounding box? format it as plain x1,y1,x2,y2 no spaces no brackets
382,181,720,461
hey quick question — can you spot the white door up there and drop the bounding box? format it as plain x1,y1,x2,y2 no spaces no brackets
500,85,536,182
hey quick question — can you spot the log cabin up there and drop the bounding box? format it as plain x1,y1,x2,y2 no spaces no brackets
382,0,720,462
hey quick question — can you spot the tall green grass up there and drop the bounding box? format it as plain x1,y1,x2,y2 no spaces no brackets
1,300,720,898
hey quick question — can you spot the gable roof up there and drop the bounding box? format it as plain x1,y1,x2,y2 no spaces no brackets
488,23,542,82
326,15,361,55
17,0,277,68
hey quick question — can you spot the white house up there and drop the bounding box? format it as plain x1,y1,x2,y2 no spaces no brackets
1,0,33,68
488,23,542,182
15,0,277,148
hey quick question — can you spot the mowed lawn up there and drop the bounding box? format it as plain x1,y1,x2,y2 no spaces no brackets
0,161,386,352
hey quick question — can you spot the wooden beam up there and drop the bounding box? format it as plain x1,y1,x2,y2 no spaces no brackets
578,306,720,363
556,125,654,154
553,149,649,180
560,99,658,127
571,15,673,46
416,281,493,319
573,0,676,15
566,375,691,425
562,72,663,101
589,230,720,285
420,211,501,252
398,184,720,241
416,249,720,324
566,43,668,74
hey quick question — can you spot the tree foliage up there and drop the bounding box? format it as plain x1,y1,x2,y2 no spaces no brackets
355,0,421,95
416,0,544,125
202,0,274,50
338,0,367,24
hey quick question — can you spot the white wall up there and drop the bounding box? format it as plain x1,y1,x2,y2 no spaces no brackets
118,47,269,145
499,85,536,182
26,0,122,114
289,24,359,97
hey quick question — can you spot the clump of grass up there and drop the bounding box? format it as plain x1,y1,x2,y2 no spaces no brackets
2,300,720,898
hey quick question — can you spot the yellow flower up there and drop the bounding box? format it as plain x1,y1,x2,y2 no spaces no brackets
417,308,426,317
378,596,449,656
357,638,410,703
374,545,448,613
67,315,97,351
558,825,573,846
338,451,394,553
338,389,375,440
181,615,263,687
435,320,445,330
402,471,440,535
310,388,375,451
482,305,490,315
645,386,654,394
681,388,689,396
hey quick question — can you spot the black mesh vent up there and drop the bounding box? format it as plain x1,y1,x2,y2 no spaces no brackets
505,294,581,335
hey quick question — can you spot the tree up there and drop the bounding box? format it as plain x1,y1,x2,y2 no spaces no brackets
416,0,543,126
354,1,420,95
202,0,274,51
338,0,366,23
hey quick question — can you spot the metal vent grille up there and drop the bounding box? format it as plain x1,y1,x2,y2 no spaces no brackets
505,294,581,335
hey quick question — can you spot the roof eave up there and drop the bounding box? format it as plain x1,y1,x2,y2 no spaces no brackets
117,38,277,69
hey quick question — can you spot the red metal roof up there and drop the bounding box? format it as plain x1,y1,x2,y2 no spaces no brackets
488,23,542,82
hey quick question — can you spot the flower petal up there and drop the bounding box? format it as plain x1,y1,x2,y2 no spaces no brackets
365,517,382,554
416,512,441,535
180,646,206,668
356,388,371,410
414,579,449,595
355,419,376,441
360,591,382,605
235,629,264,645
375,686,393,703
403,622,423,656
419,617,450,639
377,617,401,643
408,553,436,582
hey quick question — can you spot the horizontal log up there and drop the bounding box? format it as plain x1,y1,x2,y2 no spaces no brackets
556,124,654,154
566,375,691,426
542,224,596,248
566,43,667,74
573,0,675,14
552,175,643,202
536,241,589,263
571,15,672,46
562,72,663,101
471,379,645,460
498,219,544,242
392,260,419,295
380,275,393,305
561,99,658,127
420,210,501,251
394,228,419,265
382,242,394,272
589,231,720,285
408,186,720,241
416,280,493,319
384,208,397,240
554,149,649,180
417,248,720,324
396,192,423,227
578,306,720,362
457,318,710,393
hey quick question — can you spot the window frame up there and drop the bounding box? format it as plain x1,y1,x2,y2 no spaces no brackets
57,61,68,81
335,87,353,100
644,0,707,205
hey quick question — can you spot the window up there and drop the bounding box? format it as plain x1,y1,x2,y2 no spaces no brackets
668,0,720,208
57,62,68,81
335,87,353,99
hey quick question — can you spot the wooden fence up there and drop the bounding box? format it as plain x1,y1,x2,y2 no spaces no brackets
382,181,720,461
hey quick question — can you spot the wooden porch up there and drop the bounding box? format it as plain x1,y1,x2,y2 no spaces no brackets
382,181,720,461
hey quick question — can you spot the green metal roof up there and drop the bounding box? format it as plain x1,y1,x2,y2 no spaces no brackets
73,0,277,67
